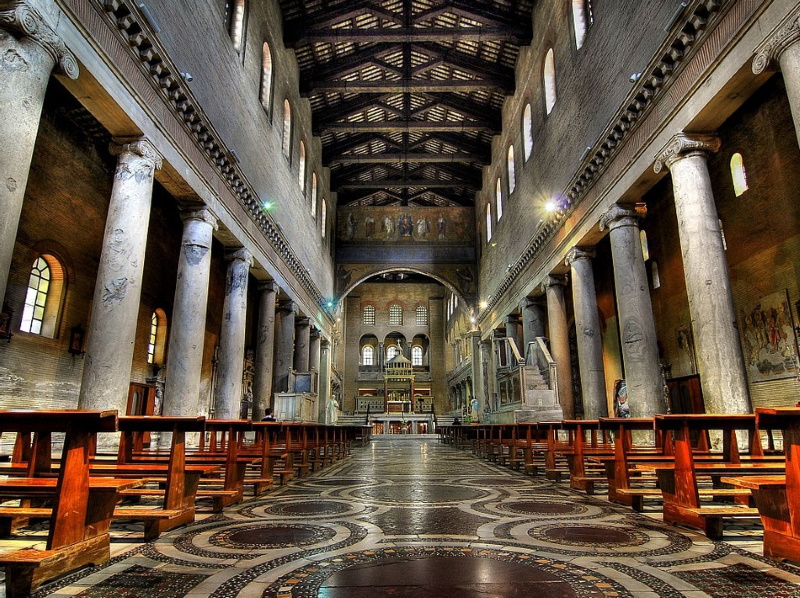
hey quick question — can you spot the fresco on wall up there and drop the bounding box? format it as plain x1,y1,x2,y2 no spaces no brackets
338,206,474,244
739,290,799,382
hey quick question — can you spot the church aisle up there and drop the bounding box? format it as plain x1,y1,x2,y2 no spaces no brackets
11,436,800,598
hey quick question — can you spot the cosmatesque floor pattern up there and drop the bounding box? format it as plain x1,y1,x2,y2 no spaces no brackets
3,436,800,597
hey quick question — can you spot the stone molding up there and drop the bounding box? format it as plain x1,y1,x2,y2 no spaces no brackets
565,247,596,267
478,0,727,321
0,0,78,79
180,207,218,230
753,6,800,75
653,132,721,173
110,137,164,170
226,247,254,268
91,0,327,316
599,203,647,232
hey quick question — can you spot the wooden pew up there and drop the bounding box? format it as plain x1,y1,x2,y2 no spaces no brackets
0,410,140,598
559,420,613,493
722,407,800,561
515,422,550,475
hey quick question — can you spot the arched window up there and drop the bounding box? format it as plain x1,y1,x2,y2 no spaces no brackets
298,140,306,190
640,230,650,262
147,308,168,365
495,178,503,220
507,145,516,194
412,346,423,366
572,0,593,49
731,152,749,197
20,254,66,338
363,305,375,325
389,304,403,326
282,99,292,158
544,48,557,114
522,103,533,160
321,200,327,238
226,0,246,53
311,173,318,216
362,345,374,366
386,345,399,361
486,204,493,242
260,42,273,113
416,305,428,326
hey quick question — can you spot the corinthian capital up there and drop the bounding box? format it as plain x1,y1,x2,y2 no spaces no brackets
752,7,800,75
0,1,78,79
110,137,164,171
565,247,595,267
653,133,721,174
599,203,647,232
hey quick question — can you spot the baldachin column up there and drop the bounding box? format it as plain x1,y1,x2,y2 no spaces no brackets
654,133,751,414
253,281,278,420
0,1,79,304
600,204,664,417
753,7,800,148
544,275,575,419
566,248,608,419
213,248,253,419
79,138,162,411
162,207,218,417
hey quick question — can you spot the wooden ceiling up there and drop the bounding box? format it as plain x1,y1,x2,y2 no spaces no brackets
280,0,534,208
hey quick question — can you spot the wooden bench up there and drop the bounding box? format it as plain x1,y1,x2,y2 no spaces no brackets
0,409,140,598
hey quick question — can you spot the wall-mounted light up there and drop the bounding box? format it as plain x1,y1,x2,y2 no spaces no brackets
180,71,194,82
0,302,13,342
69,324,86,356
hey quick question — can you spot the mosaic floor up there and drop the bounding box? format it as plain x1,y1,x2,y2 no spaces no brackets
3,436,800,597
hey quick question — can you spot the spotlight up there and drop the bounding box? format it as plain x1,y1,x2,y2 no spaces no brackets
629,72,642,83
180,71,194,82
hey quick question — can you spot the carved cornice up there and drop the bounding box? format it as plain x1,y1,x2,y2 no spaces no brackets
478,0,728,321
653,133,721,173
753,6,800,75
0,0,78,79
599,203,647,232
91,0,328,317
110,136,163,170
565,247,595,267
180,207,219,230
226,247,254,268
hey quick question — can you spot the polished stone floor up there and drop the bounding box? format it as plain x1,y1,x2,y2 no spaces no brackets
3,436,800,597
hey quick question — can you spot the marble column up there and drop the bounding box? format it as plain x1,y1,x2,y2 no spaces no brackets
213,248,253,420
521,297,546,358
753,7,800,148
600,204,665,416
566,248,608,419
481,338,496,412
294,317,311,372
505,314,523,361
0,1,79,304
318,338,331,422
78,138,162,412
654,133,751,414
309,328,321,373
544,275,575,419
469,331,485,419
273,301,296,393
162,208,218,417
252,281,278,420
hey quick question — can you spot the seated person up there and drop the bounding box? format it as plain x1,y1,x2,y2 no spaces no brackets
452,417,462,426
261,408,277,422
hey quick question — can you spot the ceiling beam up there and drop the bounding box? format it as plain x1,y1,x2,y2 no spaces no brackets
336,179,479,189
322,133,402,162
329,152,489,165
319,120,499,134
305,79,512,94
291,26,530,45
411,43,516,83
408,132,490,155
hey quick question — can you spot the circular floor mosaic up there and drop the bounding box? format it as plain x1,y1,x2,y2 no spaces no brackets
264,500,352,516
532,524,648,547
209,524,335,549
350,483,491,504
498,500,588,516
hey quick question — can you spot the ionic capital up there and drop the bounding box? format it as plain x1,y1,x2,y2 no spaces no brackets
180,207,218,230
225,247,253,268
0,1,79,79
278,300,298,314
752,7,800,75
110,137,164,171
258,280,279,294
653,133,720,174
296,317,311,327
543,274,568,292
565,247,595,267
599,203,647,232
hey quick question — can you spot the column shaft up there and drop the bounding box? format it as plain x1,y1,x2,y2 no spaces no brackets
0,2,78,303
162,208,217,416
319,339,332,422
655,134,750,414
79,138,162,412
253,281,278,419
601,205,664,416
545,276,575,419
273,301,296,393
521,298,546,358
213,248,253,419
294,317,311,371
567,249,608,419
505,314,523,361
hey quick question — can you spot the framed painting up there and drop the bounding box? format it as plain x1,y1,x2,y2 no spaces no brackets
740,290,799,382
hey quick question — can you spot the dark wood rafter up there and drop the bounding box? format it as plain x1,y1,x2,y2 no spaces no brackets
320,121,500,134
289,27,530,46
303,79,512,94
329,152,489,165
